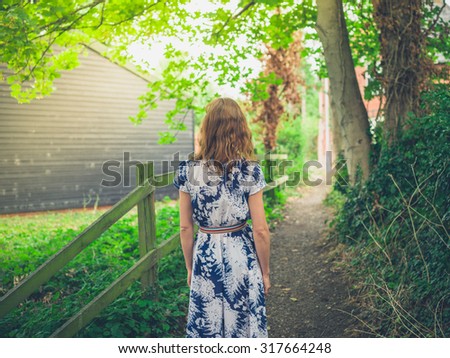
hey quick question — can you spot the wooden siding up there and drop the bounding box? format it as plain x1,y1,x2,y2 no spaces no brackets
0,47,194,214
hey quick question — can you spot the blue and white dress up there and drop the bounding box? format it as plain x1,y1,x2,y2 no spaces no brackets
174,159,268,338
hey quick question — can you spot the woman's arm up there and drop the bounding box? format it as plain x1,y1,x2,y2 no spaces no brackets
179,190,194,287
248,190,271,295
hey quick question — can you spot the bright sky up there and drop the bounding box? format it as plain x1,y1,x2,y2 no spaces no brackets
128,38,261,99
127,0,321,99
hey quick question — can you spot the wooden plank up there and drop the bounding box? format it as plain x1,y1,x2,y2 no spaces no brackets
0,147,192,158
136,163,157,288
0,105,185,118
0,175,152,191
153,171,175,188
0,96,176,114
0,180,174,200
50,232,180,338
0,137,182,145
264,158,275,200
0,117,189,129
0,159,189,170
0,180,155,319
0,122,186,134
266,154,288,160
1,168,273,214
147,166,157,286
257,153,288,160
263,175,289,192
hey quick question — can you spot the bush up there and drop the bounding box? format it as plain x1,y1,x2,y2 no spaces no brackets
327,84,450,337
264,187,287,229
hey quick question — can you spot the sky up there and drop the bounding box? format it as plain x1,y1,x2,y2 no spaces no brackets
126,0,321,99
127,37,261,99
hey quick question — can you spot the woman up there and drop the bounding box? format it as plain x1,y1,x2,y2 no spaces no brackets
173,97,271,338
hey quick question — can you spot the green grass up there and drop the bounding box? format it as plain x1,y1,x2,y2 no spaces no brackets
323,188,346,211
0,199,186,338
0,192,285,338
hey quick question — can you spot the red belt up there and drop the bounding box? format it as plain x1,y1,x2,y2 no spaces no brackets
199,222,248,234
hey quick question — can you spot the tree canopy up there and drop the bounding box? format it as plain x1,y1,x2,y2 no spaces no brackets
1,0,448,147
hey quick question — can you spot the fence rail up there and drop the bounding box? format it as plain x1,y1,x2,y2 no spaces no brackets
0,155,288,337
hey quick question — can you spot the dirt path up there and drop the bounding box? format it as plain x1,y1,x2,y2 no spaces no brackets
265,182,367,338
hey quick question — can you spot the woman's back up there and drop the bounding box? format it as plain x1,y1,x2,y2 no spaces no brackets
174,159,266,227
175,158,269,337
174,97,270,338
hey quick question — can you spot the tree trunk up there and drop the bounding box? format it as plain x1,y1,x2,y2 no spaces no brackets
373,0,428,145
315,0,371,183
251,31,304,153
330,94,343,162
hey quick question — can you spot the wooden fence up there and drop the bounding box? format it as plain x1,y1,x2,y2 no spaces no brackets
0,154,288,337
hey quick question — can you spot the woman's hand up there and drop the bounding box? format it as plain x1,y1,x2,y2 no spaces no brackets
187,270,192,288
262,273,271,296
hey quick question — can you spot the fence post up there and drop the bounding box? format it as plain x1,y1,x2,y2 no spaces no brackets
136,162,157,293
264,153,276,201
278,154,288,191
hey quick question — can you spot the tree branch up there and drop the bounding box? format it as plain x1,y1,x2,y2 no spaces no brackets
423,1,447,38
212,1,256,40
28,0,106,41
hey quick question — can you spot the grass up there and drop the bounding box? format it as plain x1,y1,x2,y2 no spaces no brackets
0,196,186,338
0,191,285,338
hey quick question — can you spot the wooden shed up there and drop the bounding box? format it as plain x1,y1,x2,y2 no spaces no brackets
0,43,194,215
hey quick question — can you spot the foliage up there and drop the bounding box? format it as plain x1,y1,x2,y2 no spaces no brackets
1,0,448,145
0,0,187,100
0,204,188,338
323,184,347,211
78,248,189,338
0,0,332,147
342,0,380,101
264,187,287,229
0,187,287,337
329,151,350,196
271,62,321,190
422,0,450,63
326,84,450,337
373,0,436,144
0,0,200,143
343,0,449,103
276,61,321,174
0,0,317,143
245,29,304,151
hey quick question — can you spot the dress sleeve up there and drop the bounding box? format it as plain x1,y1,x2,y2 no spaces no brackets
249,163,267,196
173,160,190,193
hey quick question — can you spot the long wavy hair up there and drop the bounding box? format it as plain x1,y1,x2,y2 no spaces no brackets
195,97,256,173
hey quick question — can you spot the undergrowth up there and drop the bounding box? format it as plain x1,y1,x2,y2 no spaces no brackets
0,188,286,337
326,85,450,337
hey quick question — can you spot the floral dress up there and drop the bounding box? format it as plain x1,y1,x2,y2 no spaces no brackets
173,159,268,338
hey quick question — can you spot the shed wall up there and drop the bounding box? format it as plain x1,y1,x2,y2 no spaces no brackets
0,47,194,214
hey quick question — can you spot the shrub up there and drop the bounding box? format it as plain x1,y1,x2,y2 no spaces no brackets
327,84,450,337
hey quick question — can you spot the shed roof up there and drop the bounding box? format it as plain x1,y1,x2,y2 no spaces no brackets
84,41,158,83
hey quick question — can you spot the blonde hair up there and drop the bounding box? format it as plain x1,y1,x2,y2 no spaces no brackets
195,97,255,173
